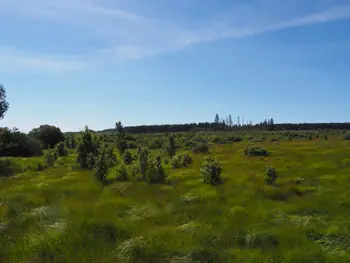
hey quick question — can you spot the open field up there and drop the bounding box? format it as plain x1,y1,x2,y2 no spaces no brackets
1,131,350,262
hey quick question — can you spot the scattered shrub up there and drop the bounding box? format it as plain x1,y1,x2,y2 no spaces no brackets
251,139,263,143
128,141,138,149
324,135,328,140
209,136,221,143
116,163,128,181
271,138,279,142
87,152,97,170
138,147,149,180
122,150,133,165
201,156,222,185
45,149,59,167
167,134,176,158
148,139,163,150
93,151,109,183
244,147,269,157
226,136,243,142
76,127,100,169
308,135,312,140
55,142,68,157
193,143,209,154
265,166,277,185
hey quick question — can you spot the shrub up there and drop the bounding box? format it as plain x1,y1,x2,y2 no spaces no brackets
147,153,166,183
76,127,100,169
226,136,243,142
324,135,328,140
265,166,277,185
128,141,138,149
244,147,269,157
93,151,109,183
209,136,221,143
167,134,176,158
148,139,163,150
45,149,59,166
343,132,350,140
0,159,13,177
182,151,193,167
55,142,68,157
200,156,222,185
29,125,65,149
193,143,209,154
308,135,312,140
172,151,193,168
116,164,128,181
122,150,133,165
138,147,149,180
87,152,97,170
271,138,279,142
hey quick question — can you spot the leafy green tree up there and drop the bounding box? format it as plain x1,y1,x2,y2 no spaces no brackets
29,125,65,149
0,85,9,120
201,156,222,185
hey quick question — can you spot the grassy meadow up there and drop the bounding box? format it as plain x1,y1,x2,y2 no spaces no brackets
1,131,350,262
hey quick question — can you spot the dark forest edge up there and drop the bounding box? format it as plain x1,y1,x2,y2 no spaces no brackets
92,122,350,135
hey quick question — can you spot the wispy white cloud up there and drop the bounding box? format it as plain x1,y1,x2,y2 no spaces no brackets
0,47,86,73
1,0,350,70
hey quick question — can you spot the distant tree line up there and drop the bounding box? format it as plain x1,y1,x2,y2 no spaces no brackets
99,121,350,134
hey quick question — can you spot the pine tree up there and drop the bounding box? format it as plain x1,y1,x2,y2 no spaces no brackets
214,114,220,123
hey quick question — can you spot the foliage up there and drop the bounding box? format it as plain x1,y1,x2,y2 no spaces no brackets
65,134,77,149
193,143,209,154
200,155,222,185
87,152,97,170
76,127,100,169
226,136,243,142
0,158,13,177
116,163,128,181
122,150,133,165
0,84,9,119
127,141,138,149
55,142,68,157
45,149,59,167
244,147,269,157
167,134,176,158
147,153,166,183
93,148,109,183
171,151,193,169
265,166,277,185
148,139,163,150
343,132,350,140
29,125,65,149
116,121,127,154
0,127,42,157
138,147,148,180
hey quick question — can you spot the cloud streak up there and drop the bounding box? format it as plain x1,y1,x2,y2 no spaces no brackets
1,1,350,71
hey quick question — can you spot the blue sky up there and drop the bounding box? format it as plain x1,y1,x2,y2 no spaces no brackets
1,0,350,132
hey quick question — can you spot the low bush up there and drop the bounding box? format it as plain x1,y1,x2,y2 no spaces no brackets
244,147,269,157
343,132,350,140
148,139,163,150
226,136,243,142
200,156,222,185
127,141,138,149
147,153,166,184
193,143,209,154
55,142,68,157
0,159,13,177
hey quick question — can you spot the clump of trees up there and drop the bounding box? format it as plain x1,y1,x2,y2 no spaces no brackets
29,125,65,149
200,156,222,185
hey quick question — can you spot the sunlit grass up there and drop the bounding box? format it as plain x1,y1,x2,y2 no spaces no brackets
1,133,350,262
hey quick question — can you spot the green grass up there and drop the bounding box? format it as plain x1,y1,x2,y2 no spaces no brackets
1,133,350,262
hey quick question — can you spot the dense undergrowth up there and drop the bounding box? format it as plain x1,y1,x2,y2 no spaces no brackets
1,130,350,262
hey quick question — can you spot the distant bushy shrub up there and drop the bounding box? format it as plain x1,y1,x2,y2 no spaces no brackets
184,140,197,149
265,166,277,185
324,135,328,140
93,150,109,183
87,152,97,170
193,143,209,154
138,147,148,180
343,132,350,140
76,127,100,169
122,150,133,165
271,138,279,142
116,163,128,181
167,134,176,158
55,142,68,157
308,135,312,140
251,139,263,143
45,149,59,167
209,136,221,143
244,147,269,157
201,156,222,185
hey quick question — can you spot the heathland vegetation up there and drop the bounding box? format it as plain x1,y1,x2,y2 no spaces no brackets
2,85,350,262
